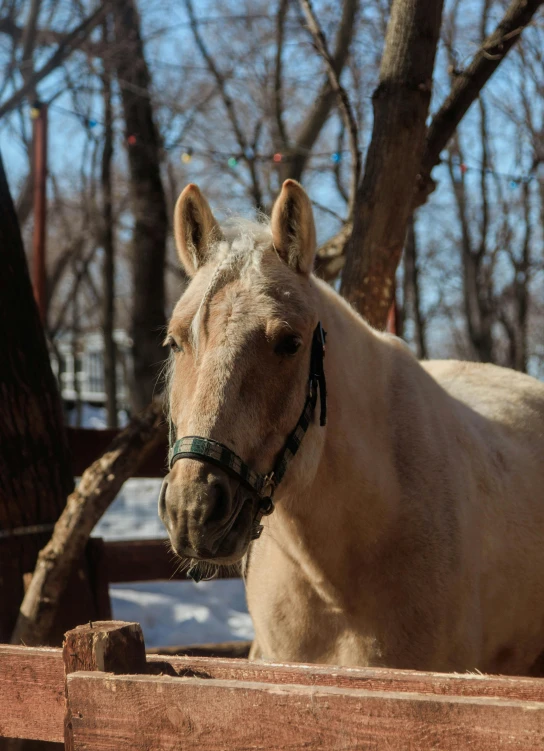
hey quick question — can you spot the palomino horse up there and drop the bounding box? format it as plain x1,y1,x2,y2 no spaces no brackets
160,179,544,675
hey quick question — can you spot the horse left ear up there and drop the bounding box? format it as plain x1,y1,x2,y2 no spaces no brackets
174,184,223,276
271,180,316,275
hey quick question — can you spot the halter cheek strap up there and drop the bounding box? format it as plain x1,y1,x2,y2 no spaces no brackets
168,322,327,577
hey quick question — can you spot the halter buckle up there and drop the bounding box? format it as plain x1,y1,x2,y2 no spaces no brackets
261,472,276,499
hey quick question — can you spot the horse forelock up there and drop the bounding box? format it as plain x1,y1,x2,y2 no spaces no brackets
189,217,280,351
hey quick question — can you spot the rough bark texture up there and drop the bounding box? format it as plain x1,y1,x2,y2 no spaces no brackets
0,154,73,643
340,0,444,328
11,400,164,647
403,215,427,359
113,0,168,412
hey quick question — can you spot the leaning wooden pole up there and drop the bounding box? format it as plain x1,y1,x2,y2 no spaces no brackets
11,400,165,647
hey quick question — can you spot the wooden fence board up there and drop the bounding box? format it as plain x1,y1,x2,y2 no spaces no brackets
148,654,544,702
101,540,241,583
0,646,64,743
67,428,167,478
67,672,544,751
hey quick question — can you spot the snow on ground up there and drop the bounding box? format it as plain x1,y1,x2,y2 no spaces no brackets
92,477,253,649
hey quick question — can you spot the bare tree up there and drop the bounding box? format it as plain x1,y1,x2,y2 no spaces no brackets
340,0,445,327
112,0,168,412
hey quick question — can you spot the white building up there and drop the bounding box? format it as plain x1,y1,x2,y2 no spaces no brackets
50,330,132,410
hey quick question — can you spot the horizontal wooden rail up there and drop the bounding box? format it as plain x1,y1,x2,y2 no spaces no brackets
100,539,241,582
3,638,544,744
147,653,544,702
66,672,544,750
67,427,167,477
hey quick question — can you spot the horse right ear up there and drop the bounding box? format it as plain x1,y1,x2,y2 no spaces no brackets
174,184,222,276
271,180,316,275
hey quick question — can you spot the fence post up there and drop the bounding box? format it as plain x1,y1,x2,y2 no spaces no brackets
63,621,146,750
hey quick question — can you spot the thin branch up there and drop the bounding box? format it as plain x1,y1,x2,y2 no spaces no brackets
287,0,358,182
0,2,109,118
273,0,290,150
298,0,361,216
183,0,263,209
419,0,544,194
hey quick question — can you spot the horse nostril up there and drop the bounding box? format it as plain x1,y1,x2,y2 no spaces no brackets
204,479,230,524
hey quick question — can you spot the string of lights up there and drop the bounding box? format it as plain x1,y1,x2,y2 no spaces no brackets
47,102,542,186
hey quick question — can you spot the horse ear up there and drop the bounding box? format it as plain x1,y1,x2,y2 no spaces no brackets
271,180,316,275
174,184,222,276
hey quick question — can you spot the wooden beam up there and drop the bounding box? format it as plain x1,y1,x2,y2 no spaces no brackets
67,671,544,750
101,539,241,582
148,654,544,702
67,427,167,478
0,646,64,743
147,640,251,659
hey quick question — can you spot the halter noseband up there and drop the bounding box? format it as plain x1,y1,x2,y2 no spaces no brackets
168,322,327,567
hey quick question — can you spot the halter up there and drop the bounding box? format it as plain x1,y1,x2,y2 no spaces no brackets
167,322,327,577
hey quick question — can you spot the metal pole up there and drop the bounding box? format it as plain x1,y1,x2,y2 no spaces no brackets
31,101,47,323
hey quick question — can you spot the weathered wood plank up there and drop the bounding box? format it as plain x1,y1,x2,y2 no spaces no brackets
67,672,544,750
0,646,64,743
102,539,241,583
147,654,544,703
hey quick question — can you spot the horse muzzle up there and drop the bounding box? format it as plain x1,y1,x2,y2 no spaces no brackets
159,466,254,563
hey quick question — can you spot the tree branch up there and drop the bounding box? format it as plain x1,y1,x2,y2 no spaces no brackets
0,3,109,118
286,0,358,182
298,0,361,217
183,0,263,209
418,0,544,199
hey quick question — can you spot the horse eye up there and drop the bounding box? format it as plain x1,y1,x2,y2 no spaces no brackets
275,334,301,356
166,336,183,354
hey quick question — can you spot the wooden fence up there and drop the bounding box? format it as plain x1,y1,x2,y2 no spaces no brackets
2,620,544,750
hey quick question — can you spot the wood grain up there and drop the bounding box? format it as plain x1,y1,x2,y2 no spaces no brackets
0,646,64,743
147,654,544,702
63,622,147,751
67,671,544,750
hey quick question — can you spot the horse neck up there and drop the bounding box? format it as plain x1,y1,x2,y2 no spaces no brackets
269,278,402,580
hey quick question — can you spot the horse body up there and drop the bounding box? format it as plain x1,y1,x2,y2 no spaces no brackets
246,279,544,674
163,179,544,675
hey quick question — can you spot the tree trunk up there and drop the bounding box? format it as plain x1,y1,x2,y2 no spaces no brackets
0,153,74,643
112,0,167,412
101,15,117,428
340,0,444,328
403,215,427,359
